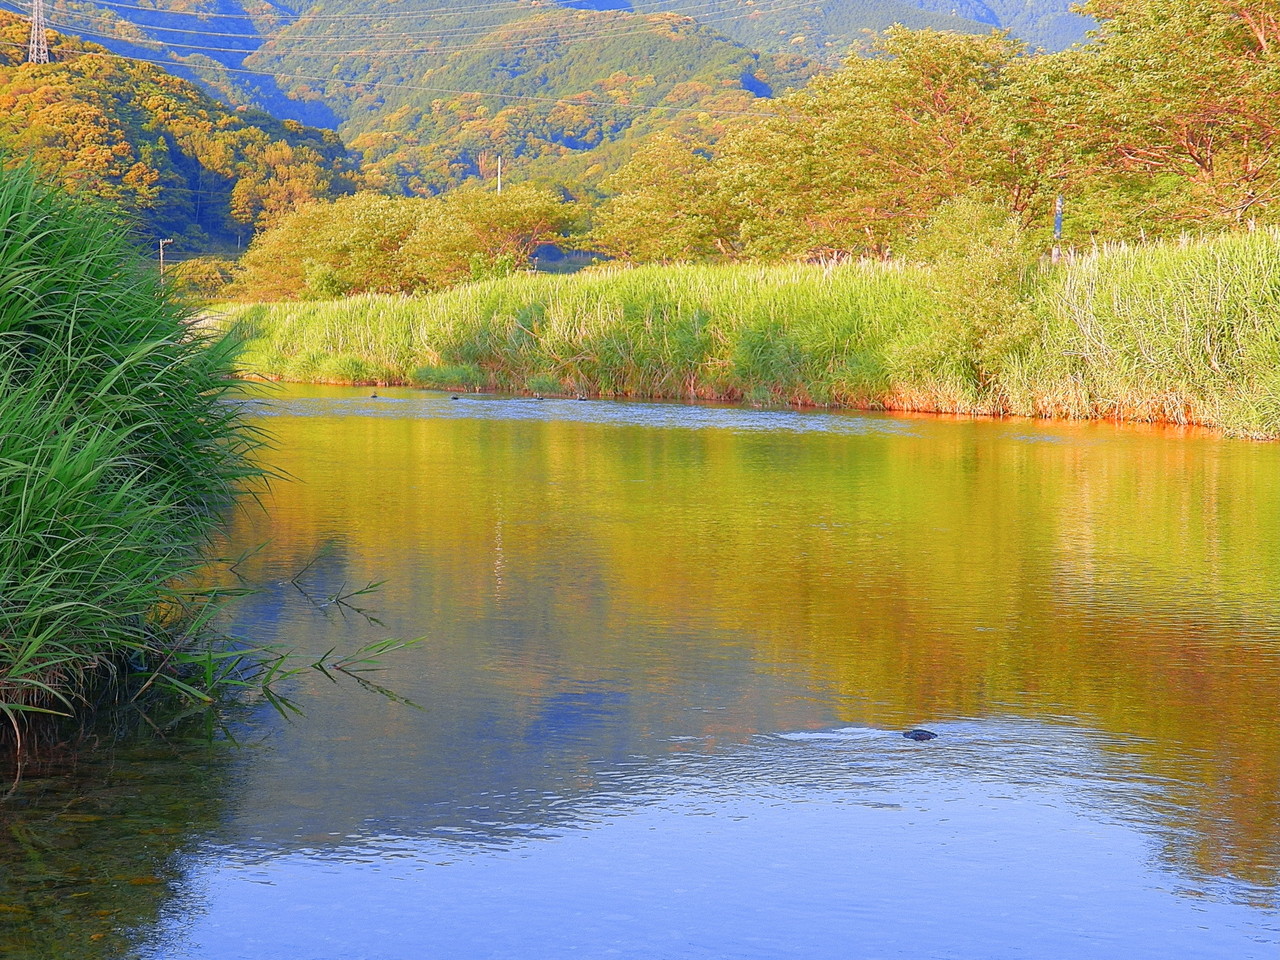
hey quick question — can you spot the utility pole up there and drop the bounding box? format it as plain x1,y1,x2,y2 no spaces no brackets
1051,193,1065,266
158,238,173,277
496,155,503,195
27,0,50,65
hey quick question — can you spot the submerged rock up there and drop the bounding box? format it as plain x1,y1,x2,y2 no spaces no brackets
903,729,938,741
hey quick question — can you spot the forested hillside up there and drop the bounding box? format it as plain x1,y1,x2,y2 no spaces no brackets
0,11,353,247
0,0,1091,197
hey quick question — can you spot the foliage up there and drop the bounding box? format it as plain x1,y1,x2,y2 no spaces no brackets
596,4,1280,263
333,9,808,196
0,164,258,736
0,11,354,246
718,27,1028,258
1068,0,1280,229
231,184,573,299
169,255,238,299
589,133,735,261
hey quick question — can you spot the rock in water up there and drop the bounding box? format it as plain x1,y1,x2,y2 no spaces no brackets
903,729,938,741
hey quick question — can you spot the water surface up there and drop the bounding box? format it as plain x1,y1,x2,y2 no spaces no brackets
3,386,1278,958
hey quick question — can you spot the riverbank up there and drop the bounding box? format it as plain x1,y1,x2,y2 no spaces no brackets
0,167,258,746
217,229,1280,438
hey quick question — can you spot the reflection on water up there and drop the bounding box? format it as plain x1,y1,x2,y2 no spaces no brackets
147,725,1275,960
5,386,1280,958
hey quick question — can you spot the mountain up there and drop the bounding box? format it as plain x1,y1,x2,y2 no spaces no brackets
578,2,1092,58
0,11,353,247
908,1,1093,50
0,0,1094,205
3,1,1092,129
251,6,821,194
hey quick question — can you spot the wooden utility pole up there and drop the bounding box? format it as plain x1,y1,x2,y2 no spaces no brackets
27,0,50,64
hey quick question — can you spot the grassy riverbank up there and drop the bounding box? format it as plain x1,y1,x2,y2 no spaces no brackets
220,228,1280,437
0,167,257,744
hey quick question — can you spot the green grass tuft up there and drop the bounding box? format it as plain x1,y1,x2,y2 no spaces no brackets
0,166,259,742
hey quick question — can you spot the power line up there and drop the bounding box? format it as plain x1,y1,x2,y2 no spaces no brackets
18,0,810,26
0,0,828,120
27,0,828,57
29,0,763,44
37,18,726,56
0,40,784,118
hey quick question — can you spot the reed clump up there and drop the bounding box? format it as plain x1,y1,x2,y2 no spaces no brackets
0,167,258,741
218,227,1280,438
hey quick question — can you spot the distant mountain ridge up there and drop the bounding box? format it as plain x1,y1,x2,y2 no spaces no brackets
3,0,1093,127
0,0,1095,201
908,0,1093,50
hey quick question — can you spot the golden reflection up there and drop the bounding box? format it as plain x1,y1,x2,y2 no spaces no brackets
226,388,1280,894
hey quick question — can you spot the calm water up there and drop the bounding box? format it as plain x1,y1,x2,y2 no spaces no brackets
3,385,1279,959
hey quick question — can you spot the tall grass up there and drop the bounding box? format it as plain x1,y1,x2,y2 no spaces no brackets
0,167,258,740
218,229,1280,437
1015,232,1280,435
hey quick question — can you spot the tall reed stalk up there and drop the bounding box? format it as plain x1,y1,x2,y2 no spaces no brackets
0,166,259,741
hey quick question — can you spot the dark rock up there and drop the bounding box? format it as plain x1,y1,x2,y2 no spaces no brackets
903,728,938,741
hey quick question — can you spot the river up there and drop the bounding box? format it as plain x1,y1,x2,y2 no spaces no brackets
2,385,1278,958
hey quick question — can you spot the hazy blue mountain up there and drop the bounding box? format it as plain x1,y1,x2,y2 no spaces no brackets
908,0,1094,50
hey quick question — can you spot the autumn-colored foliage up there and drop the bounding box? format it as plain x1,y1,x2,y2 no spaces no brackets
0,12,353,249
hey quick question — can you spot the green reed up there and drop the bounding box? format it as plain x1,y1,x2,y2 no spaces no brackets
1017,231,1280,435
0,166,259,740
218,229,1280,437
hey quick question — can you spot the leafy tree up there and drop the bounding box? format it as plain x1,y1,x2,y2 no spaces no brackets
1071,0,1280,228
590,134,735,261
233,186,573,299
714,27,1024,258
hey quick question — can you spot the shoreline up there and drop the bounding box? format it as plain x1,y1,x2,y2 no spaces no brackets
232,371,1240,441
217,237,1280,441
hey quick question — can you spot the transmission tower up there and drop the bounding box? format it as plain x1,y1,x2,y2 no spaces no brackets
28,0,50,65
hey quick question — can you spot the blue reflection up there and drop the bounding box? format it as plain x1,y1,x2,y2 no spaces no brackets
143,722,1278,960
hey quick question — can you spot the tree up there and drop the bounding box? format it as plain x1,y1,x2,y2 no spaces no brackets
714,28,1024,258
590,133,734,261
1068,0,1280,227
232,186,573,299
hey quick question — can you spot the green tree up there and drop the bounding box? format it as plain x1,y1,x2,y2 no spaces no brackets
590,133,735,261
714,27,1024,258
1072,0,1280,228
233,186,572,299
